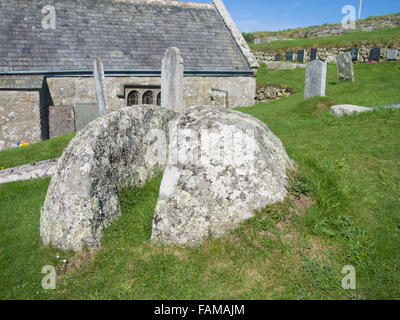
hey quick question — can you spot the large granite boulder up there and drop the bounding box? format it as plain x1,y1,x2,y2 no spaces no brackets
40,106,178,251
151,106,294,246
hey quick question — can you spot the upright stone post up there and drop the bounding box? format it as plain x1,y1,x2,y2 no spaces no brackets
337,52,354,82
304,60,327,99
161,47,184,113
93,57,108,116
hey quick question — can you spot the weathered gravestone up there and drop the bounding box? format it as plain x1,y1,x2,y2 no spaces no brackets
297,49,305,63
304,60,327,99
274,54,281,61
151,106,294,246
204,88,229,108
387,49,398,61
93,57,108,116
49,105,75,138
161,47,184,113
254,38,261,45
310,48,317,61
337,52,354,82
285,51,293,61
40,105,179,251
74,103,100,131
350,48,359,62
369,48,381,61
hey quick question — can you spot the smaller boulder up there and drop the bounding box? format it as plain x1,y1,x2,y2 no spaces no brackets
330,104,373,116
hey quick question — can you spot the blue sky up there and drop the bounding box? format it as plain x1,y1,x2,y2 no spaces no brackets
195,0,400,32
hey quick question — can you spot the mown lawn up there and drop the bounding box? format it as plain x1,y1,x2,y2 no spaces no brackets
250,26,400,52
0,132,75,169
0,63,399,299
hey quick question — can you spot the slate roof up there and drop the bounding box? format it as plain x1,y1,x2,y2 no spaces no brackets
0,0,251,73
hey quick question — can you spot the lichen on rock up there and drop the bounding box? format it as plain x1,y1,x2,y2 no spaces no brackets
40,105,178,251
151,106,294,246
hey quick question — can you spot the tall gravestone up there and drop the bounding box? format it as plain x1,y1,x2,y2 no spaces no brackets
93,57,108,116
369,48,381,61
274,54,281,61
297,49,305,63
161,47,184,113
74,103,100,131
387,49,398,61
310,49,317,61
285,51,293,61
304,60,327,99
49,105,75,138
337,52,354,82
350,48,359,62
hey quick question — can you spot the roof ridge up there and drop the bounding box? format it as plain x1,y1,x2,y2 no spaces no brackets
112,0,213,9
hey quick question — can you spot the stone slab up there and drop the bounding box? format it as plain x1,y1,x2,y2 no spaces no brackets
310,48,317,61
285,50,293,61
74,103,100,131
304,60,327,99
330,104,373,116
266,61,306,71
0,158,59,184
274,54,281,61
297,49,305,63
254,38,260,44
49,105,75,138
350,48,359,61
369,48,381,61
387,49,398,60
337,52,354,82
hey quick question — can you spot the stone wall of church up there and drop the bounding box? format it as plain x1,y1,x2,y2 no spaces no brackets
0,75,256,150
46,76,256,111
0,91,41,150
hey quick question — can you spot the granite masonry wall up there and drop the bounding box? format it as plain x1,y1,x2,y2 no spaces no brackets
0,91,41,150
0,75,255,150
46,76,256,112
253,45,400,65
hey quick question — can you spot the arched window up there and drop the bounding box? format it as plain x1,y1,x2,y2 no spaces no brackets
142,91,153,105
127,90,139,106
157,92,161,106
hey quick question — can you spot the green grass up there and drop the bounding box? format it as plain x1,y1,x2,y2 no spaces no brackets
245,12,400,44
0,133,75,169
250,26,400,52
1,63,400,299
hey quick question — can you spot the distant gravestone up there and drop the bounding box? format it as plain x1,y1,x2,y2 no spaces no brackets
74,103,100,131
49,105,75,138
304,60,327,99
93,57,108,116
254,38,261,45
387,49,398,61
204,88,229,108
369,48,381,61
297,49,305,63
350,48,359,62
274,54,281,61
310,48,317,61
285,50,293,61
161,47,184,113
337,52,354,82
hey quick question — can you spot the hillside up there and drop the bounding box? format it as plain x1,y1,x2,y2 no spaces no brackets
243,12,400,43
249,26,400,53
